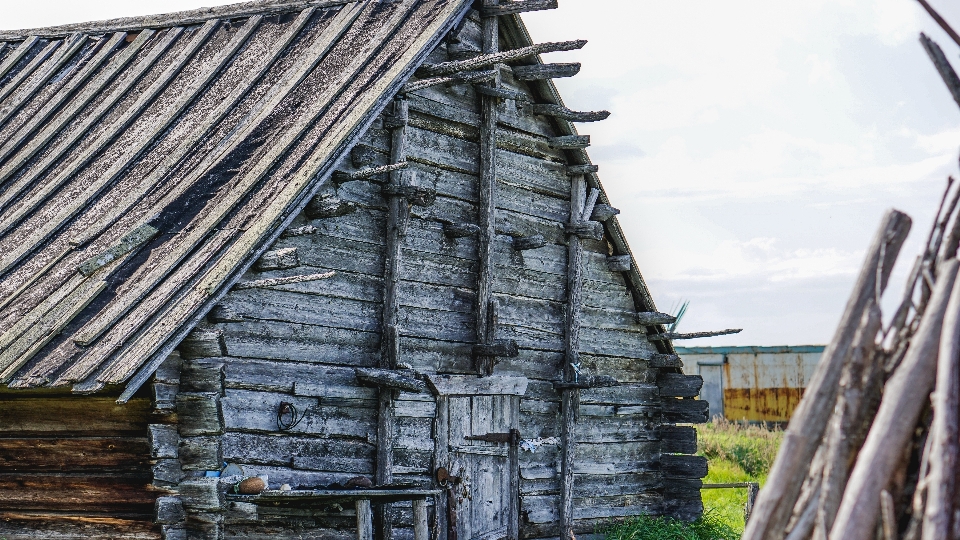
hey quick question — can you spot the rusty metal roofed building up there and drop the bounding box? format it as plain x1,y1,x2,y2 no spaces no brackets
676,345,825,423
0,1,711,539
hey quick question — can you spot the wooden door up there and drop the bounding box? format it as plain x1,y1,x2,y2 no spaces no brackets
447,394,519,540
429,375,527,540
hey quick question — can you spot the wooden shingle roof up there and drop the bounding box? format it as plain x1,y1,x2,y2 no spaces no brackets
0,0,470,398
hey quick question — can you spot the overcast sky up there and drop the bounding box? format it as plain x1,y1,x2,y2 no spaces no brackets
5,1,960,346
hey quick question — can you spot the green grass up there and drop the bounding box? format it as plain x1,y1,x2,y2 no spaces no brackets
602,419,783,540
603,511,740,540
698,418,783,533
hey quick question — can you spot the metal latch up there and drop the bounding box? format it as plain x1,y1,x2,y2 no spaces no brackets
465,429,521,446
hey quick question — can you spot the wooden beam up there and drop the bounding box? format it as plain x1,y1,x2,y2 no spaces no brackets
607,255,632,273
590,203,620,222
549,135,590,149
565,220,603,241
402,68,496,94
481,0,558,16
376,99,409,540
560,175,588,540
566,163,597,175
475,7,501,377
513,234,547,251
332,161,409,183
355,368,428,393
443,222,480,238
648,329,742,341
527,103,609,122
512,62,581,80
635,311,677,325
475,84,528,101
417,40,587,77
473,340,519,357
230,271,334,291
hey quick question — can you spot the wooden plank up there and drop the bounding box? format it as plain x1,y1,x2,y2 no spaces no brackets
511,62,580,80
417,40,586,77
0,28,173,224
657,373,703,398
0,437,150,471
222,432,374,471
0,34,87,130
0,511,161,539
16,8,313,318
0,38,61,105
0,279,107,383
661,455,708,479
0,18,246,277
356,499,374,540
0,396,154,435
221,320,380,367
220,388,375,438
662,398,709,424
0,36,40,81
426,374,529,396
0,31,147,178
0,473,160,512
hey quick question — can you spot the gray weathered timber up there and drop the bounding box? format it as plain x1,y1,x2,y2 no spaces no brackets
512,62,581,80
635,311,675,325
661,455,709,478
475,14,500,377
566,164,598,176
559,175,588,540
648,329,742,341
513,234,547,250
474,84,528,101
590,204,620,222
417,40,586,77
402,68,497,93
356,367,428,393
658,374,703,398
922,274,960,538
744,209,911,540
566,220,604,241
663,398,709,424
527,103,609,122
548,135,590,149
831,260,960,540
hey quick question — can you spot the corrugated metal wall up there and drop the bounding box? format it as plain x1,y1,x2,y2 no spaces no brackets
676,346,824,422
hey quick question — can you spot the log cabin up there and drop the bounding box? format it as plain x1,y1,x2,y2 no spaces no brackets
0,1,709,539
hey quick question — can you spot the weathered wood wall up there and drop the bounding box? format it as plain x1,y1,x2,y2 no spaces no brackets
171,9,704,540
0,389,169,539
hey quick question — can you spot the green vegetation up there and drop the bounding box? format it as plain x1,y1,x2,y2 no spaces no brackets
698,418,783,532
602,419,783,540
603,511,740,540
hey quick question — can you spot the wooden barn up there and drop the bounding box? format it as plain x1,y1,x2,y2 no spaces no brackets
0,1,710,539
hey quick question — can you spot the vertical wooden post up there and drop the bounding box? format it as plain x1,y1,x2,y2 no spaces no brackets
433,396,450,540
560,176,588,540
475,0,500,377
413,498,429,540
377,99,409,540
357,499,374,540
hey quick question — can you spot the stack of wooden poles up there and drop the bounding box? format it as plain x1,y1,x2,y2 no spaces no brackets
741,179,960,540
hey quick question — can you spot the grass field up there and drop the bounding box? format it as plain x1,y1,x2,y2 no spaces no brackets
603,419,783,540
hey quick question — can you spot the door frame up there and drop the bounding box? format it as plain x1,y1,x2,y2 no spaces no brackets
428,375,529,540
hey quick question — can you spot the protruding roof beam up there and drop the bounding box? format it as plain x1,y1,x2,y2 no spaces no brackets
548,134,590,149
528,103,609,122
417,39,586,77
512,62,580,80
648,329,743,341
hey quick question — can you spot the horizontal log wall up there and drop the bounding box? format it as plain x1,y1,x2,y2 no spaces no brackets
0,390,168,540
195,12,699,540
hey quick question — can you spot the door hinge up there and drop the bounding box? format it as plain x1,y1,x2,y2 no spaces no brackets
465,429,521,446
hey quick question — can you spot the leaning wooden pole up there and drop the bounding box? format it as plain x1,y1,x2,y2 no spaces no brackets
921,272,960,539
742,209,912,540
376,98,409,540
831,259,960,540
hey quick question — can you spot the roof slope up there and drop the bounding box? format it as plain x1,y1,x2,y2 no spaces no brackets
0,0,469,396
